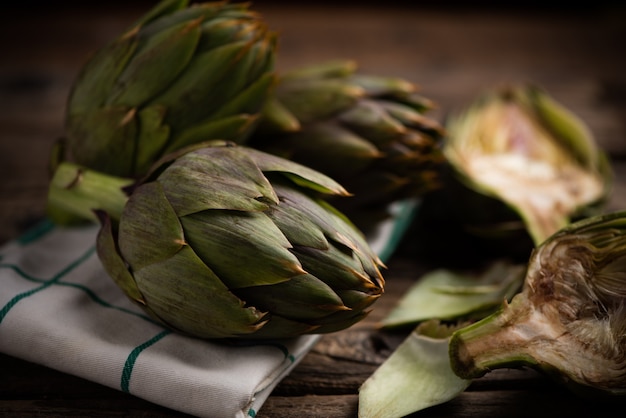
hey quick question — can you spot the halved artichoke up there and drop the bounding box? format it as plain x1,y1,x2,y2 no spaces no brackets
449,210,626,397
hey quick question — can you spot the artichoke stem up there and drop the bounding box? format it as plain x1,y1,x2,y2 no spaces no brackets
47,162,133,223
449,295,539,379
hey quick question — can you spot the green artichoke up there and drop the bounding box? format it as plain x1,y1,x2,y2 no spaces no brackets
449,210,626,397
247,60,445,228
48,141,385,339
443,84,612,246
60,0,276,179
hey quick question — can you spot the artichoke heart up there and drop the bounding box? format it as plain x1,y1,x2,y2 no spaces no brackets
444,84,612,246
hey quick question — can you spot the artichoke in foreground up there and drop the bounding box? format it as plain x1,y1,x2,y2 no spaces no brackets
443,84,612,246
48,141,385,339
247,60,445,229
449,210,626,397
60,0,276,179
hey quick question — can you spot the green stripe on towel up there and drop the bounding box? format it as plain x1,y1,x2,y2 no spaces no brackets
0,246,96,324
121,330,171,393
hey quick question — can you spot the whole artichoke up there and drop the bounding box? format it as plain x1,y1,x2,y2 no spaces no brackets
61,0,276,179
48,141,385,339
443,84,612,246
449,210,626,397
247,60,445,229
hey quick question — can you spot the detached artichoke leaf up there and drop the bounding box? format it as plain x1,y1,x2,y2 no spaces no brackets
358,321,471,418
381,261,526,330
449,211,626,397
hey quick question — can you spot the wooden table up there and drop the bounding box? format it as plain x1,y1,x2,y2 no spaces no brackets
1,2,625,417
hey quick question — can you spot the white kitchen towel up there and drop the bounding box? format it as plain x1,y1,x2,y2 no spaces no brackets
0,200,417,418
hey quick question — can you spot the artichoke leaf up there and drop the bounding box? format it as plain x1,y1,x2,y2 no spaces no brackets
339,99,406,145
131,0,188,29
235,273,347,321
243,315,319,339
135,245,268,338
311,310,371,333
154,40,255,128
168,114,257,154
134,105,171,175
97,213,146,305
293,245,381,292
358,321,471,418
278,79,364,123
181,210,305,289
381,261,525,330
349,74,415,97
159,146,278,216
210,71,276,120
108,18,202,108
258,96,301,133
267,191,331,251
66,106,138,176
280,59,357,81
67,35,138,113
118,182,186,270
280,123,381,176
527,86,598,168
245,146,351,196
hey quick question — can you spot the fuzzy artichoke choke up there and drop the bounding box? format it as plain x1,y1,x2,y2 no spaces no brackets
59,0,276,179
48,141,386,340
449,211,626,397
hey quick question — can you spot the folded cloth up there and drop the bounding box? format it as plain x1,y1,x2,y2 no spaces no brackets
0,200,417,418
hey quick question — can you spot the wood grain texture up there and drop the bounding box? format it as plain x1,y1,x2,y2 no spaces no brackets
1,2,625,417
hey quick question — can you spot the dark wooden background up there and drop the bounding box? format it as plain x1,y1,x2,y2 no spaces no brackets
1,1,625,417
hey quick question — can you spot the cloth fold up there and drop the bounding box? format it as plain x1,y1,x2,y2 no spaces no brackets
0,200,416,418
